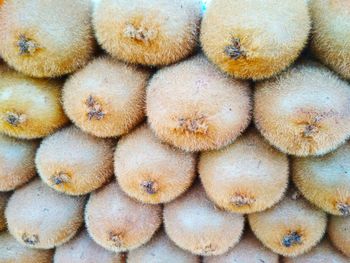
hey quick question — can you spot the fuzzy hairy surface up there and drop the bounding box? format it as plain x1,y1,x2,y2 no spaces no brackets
0,192,10,232
54,230,123,263
0,232,53,263
0,134,38,191
203,231,279,263
328,215,350,257
164,183,245,256
115,125,196,204
249,190,327,257
85,182,162,252
5,179,85,249
0,0,95,78
199,128,289,214
36,126,114,195
128,230,200,263
293,142,350,216
310,0,350,79
254,63,350,157
147,55,251,152
0,66,69,139
283,239,348,263
63,57,149,138
93,0,201,66
200,0,310,80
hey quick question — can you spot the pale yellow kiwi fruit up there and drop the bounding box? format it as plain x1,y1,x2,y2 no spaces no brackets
249,189,327,257
0,232,53,263
283,238,349,263
203,230,279,263
293,142,350,216
127,230,200,263
254,62,350,156
310,0,350,79
201,0,310,80
199,128,289,214
164,183,245,256
0,134,38,191
328,215,350,257
115,125,196,204
5,179,85,249
147,55,251,152
0,0,95,77
93,0,201,66
85,182,162,252
54,230,123,263
63,56,150,138
0,65,69,139
36,126,115,195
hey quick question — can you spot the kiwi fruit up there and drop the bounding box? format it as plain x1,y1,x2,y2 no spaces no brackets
328,215,350,257
163,183,245,256
0,134,38,191
0,232,53,263
85,181,162,252
5,179,85,249
283,238,349,262
199,128,289,214
200,0,310,80
54,230,123,263
147,55,251,152
0,66,69,139
115,125,196,204
293,142,350,216
203,230,279,263
128,230,200,263
0,0,95,78
309,0,350,79
0,192,10,232
254,62,350,157
249,189,327,257
36,126,114,196
93,0,201,66
63,56,150,138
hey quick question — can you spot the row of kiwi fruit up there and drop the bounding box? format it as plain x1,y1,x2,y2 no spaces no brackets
0,179,350,262
0,0,349,261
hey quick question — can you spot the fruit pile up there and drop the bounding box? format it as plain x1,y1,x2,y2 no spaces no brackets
0,0,349,262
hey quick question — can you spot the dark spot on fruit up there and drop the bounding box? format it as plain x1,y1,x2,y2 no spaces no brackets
282,232,302,247
224,37,246,60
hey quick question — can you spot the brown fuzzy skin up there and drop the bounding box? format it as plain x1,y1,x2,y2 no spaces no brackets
249,189,327,257
310,0,350,79
115,125,196,204
128,230,200,263
54,230,123,263
0,134,38,191
328,215,350,257
0,232,53,263
204,230,279,263
0,192,10,232
36,126,114,196
63,57,150,138
200,0,310,80
293,142,350,216
85,181,162,252
5,179,85,249
0,0,95,78
147,55,251,152
283,238,349,263
0,65,69,139
164,183,245,256
254,62,350,157
93,0,201,66
199,128,289,214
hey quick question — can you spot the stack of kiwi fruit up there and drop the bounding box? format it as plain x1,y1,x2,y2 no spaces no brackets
0,0,349,262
